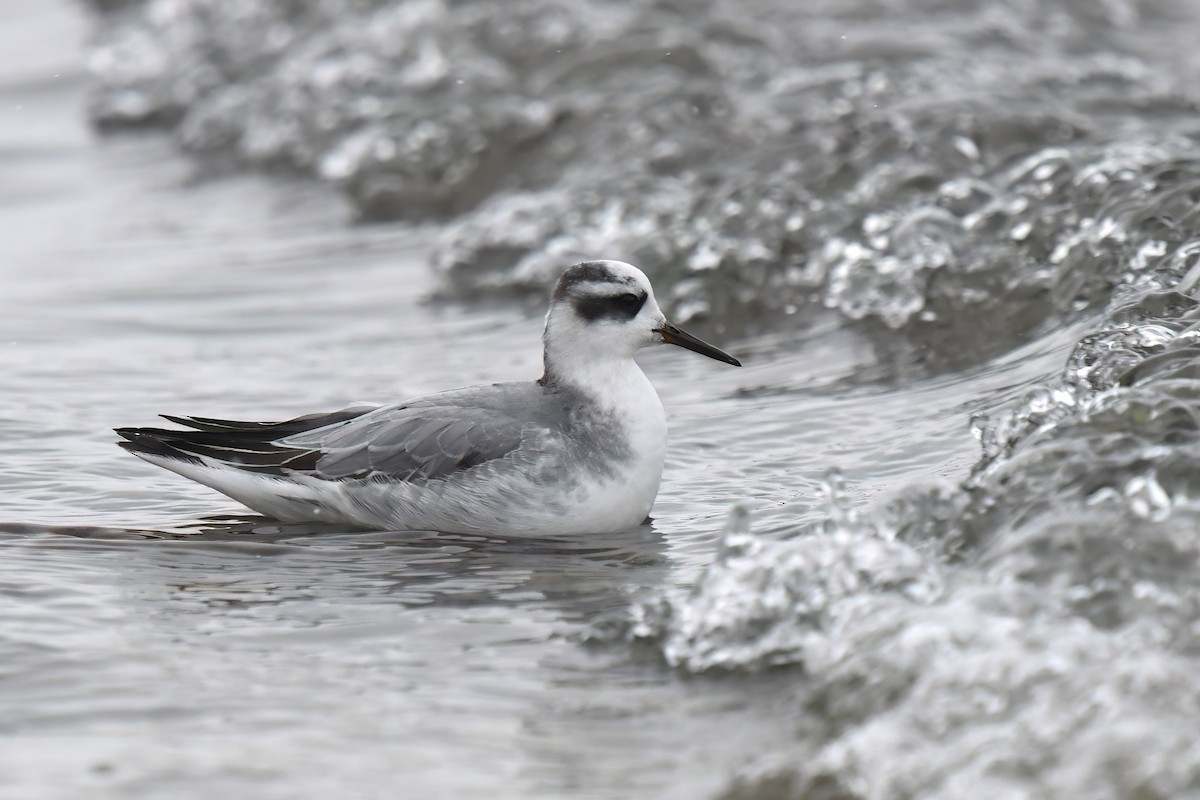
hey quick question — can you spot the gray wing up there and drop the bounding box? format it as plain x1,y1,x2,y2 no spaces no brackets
278,400,532,482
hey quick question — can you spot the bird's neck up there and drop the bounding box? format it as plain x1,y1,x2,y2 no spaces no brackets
541,351,658,412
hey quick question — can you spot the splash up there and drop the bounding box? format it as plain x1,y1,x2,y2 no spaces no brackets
85,0,1200,357
629,239,1200,796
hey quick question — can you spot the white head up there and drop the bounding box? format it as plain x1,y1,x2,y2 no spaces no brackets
541,260,740,389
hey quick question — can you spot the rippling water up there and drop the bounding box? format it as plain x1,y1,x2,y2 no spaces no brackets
6,0,1200,797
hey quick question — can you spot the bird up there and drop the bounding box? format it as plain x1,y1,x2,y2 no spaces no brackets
116,260,742,535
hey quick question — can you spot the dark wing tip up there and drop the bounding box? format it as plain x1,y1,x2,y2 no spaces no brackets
116,423,323,473
159,414,265,432
115,428,203,465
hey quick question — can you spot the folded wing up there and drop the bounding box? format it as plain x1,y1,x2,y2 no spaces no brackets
284,404,527,481
116,401,528,485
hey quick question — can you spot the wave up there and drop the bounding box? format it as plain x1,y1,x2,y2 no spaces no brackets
85,0,1200,357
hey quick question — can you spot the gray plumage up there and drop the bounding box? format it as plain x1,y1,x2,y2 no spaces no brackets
116,260,740,535
280,383,609,484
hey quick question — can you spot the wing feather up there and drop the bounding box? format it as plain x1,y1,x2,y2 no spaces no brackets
121,389,542,486
282,402,530,483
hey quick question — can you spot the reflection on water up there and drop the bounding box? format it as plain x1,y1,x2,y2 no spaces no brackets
3,515,672,615
1,517,796,799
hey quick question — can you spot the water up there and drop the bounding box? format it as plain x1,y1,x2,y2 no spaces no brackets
6,0,1200,798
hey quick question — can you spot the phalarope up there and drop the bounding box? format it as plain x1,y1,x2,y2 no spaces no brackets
116,260,741,535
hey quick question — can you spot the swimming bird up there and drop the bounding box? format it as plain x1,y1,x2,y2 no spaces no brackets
116,260,741,535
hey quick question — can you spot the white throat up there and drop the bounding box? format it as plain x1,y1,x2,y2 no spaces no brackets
545,350,658,410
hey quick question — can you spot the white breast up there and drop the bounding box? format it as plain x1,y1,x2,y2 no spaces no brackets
557,360,668,534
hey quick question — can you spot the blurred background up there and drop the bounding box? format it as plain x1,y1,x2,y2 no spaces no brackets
4,0,1200,797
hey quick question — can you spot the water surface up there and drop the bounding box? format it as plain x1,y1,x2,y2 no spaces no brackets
6,2,1200,798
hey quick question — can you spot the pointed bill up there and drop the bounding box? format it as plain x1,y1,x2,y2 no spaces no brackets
656,321,741,366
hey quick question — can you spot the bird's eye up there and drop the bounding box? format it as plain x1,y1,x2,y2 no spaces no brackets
616,293,641,309
610,292,647,318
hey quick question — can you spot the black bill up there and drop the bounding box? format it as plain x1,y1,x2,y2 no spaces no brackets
656,321,742,367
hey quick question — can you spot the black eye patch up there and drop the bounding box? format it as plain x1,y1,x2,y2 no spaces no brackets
573,291,648,322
